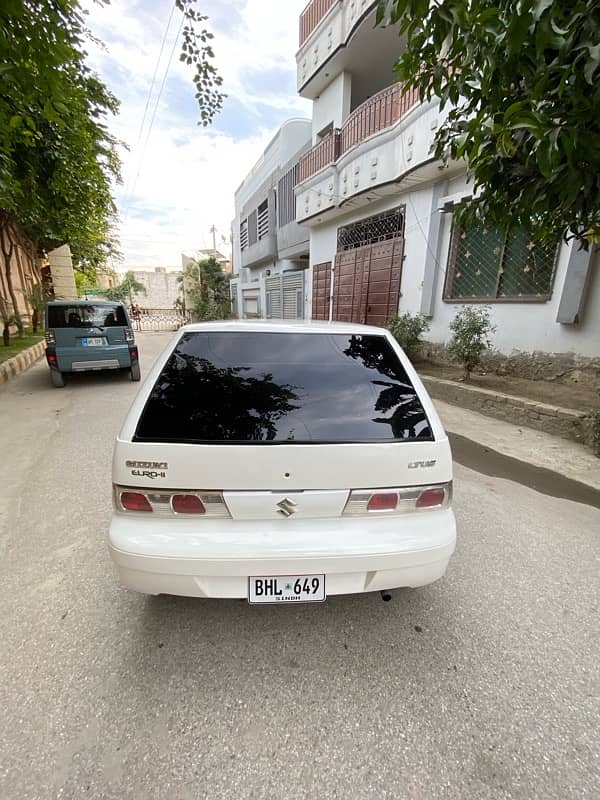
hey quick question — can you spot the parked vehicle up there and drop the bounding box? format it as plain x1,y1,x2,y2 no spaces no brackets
45,300,140,387
109,321,456,602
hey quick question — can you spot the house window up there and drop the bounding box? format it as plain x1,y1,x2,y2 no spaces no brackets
239,220,248,251
337,208,404,250
257,200,269,240
444,217,559,301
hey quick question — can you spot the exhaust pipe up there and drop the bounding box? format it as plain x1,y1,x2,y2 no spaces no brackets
380,590,393,602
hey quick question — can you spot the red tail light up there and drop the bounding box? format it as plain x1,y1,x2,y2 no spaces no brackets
47,353,57,364
367,493,398,512
120,491,153,512
416,488,446,509
344,483,451,516
171,494,205,514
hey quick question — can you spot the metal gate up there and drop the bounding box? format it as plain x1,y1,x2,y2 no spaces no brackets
266,271,305,319
331,237,404,326
311,262,332,320
135,307,190,331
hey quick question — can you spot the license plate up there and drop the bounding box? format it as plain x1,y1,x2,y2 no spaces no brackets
82,337,106,346
248,574,326,604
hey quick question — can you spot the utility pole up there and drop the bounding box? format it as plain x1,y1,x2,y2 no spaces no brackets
209,224,217,254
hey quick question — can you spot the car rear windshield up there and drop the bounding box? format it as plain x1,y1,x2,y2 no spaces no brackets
47,304,127,328
134,331,433,444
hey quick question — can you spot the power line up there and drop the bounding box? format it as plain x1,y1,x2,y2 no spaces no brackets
122,5,185,221
121,1,177,208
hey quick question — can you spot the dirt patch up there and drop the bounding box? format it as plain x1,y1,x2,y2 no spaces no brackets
417,361,600,412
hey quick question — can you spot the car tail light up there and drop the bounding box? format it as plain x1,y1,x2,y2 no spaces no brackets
129,347,138,360
367,493,398,512
416,487,447,509
171,494,205,514
344,483,451,516
120,491,153,512
125,327,135,343
47,352,57,364
114,486,229,517
45,330,56,345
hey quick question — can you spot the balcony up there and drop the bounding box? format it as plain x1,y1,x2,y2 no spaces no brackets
298,130,341,182
298,82,421,184
299,0,337,46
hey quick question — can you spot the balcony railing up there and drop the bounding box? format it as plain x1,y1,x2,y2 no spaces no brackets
297,83,422,184
298,130,341,182
299,0,336,46
339,83,420,153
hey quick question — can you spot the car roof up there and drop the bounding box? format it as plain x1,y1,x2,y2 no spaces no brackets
47,299,124,307
179,320,390,335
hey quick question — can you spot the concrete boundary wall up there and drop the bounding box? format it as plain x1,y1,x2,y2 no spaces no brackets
0,341,46,385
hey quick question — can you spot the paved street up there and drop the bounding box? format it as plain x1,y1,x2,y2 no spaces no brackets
1,332,599,800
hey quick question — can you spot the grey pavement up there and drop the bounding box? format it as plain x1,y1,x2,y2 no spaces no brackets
0,332,599,800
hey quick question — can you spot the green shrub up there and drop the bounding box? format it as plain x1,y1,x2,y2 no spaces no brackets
448,306,495,379
386,312,430,360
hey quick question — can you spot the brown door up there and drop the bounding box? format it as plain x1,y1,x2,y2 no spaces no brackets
331,236,404,325
364,237,404,326
311,262,332,320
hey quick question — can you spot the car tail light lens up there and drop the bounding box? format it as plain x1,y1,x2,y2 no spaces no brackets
45,330,56,345
344,483,451,516
114,486,229,517
367,493,398,512
125,327,135,343
416,487,447,509
171,494,205,514
120,491,153,512
47,352,57,364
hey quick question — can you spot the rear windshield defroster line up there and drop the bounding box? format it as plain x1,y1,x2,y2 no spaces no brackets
134,332,433,444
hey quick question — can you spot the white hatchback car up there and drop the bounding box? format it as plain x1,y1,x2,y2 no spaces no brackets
109,321,456,603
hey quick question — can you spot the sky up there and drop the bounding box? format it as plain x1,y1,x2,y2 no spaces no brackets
80,0,311,270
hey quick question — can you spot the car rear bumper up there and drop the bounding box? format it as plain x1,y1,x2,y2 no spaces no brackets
108,510,457,598
50,344,132,372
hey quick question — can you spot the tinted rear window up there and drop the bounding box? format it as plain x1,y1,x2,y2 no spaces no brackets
135,332,433,444
48,304,127,328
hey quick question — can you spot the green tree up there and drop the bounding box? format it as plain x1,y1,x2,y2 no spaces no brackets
377,0,600,244
0,0,225,284
105,271,147,305
180,257,230,321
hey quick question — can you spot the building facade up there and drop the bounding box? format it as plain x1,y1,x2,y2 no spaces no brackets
231,119,313,320
293,0,599,361
129,267,183,310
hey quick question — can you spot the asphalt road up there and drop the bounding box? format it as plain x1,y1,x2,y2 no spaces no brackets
1,332,599,800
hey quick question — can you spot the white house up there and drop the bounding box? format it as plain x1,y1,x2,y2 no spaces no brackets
232,0,599,369
231,118,313,319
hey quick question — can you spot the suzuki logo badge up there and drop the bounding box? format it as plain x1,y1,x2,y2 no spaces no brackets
277,497,297,517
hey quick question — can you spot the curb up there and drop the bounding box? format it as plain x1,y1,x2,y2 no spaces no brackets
421,374,592,447
0,340,46,386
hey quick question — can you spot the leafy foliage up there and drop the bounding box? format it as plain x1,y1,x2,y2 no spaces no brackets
386,312,430,360
177,0,225,126
104,271,147,304
0,0,121,271
377,0,600,244
180,257,231,320
448,306,495,379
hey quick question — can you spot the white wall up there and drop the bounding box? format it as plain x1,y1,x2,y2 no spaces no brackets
311,72,352,142
306,176,600,357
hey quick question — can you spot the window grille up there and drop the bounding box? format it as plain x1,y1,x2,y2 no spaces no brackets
337,208,404,251
444,217,559,301
239,220,248,251
257,200,269,240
